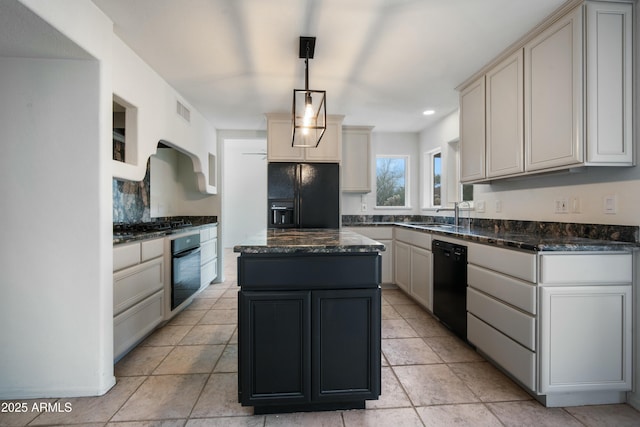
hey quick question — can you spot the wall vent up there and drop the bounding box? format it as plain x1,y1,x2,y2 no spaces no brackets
176,100,191,123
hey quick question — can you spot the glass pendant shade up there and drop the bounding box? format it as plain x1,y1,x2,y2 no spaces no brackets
292,88,326,148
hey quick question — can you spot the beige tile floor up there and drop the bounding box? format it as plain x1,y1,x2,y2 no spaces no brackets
3,249,640,426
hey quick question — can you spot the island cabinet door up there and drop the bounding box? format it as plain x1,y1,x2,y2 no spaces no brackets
312,288,381,401
238,291,311,406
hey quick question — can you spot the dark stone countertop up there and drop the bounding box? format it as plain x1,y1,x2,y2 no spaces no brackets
233,228,386,254
345,222,637,252
113,222,218,245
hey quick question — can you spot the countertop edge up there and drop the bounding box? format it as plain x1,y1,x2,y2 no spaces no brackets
344,222,638,252
113,222,218,246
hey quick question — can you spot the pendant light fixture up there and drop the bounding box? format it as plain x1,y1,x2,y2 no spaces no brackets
292,36,326,148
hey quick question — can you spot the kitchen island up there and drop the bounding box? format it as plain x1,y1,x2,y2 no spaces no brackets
234,228,385,414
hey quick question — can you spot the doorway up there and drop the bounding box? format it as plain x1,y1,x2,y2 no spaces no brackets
222,139,267,249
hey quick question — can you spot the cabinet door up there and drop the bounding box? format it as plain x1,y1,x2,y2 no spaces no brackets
486,50,524,178
459,76,486,182
312,288,381,401
410,246,432,311
341,127,372,192
585,1,633,165
379,239,393,284
524,6,583,172
539,285,632,393
267,116,305,162
305,118,342,163
238,291,311,405
394,241,410,293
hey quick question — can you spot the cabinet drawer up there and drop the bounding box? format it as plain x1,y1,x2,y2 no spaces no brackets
468,243,536,282
539,252,632,285
201,239,217,263
468,264,536,314
467,287,535,350
114,290,164,361
201,259,217,287
200,227,210,242
468,313,536,391
114,258,164,315
346,226,393,240
141,238,164,262
113,242,141,271
394,228,431,250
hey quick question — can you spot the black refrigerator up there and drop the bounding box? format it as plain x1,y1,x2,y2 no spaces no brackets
268,162,340,229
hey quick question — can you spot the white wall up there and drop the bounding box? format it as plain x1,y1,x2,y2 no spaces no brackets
419,110,460,210
0,56,115,398
342,132,420,215
0,0,219,399
111,35,218,195
150,148,217,217
0,0,116,399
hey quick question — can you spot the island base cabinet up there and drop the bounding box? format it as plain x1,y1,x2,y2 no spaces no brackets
239,288,381,413
239,291,311,406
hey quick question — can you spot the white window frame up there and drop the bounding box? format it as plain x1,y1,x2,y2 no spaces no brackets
423,148,442,209
375,155,410,209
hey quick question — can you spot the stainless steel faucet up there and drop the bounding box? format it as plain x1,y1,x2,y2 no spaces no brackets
436,202,460,227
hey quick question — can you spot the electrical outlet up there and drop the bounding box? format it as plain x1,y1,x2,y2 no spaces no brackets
475,200,485,213
554,197,568,214
495,200,502,213
361,203,367,212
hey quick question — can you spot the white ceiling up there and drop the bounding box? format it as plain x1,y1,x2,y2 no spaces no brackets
24,0,569,132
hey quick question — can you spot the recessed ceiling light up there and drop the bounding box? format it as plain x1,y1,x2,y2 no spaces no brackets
423,109,435,116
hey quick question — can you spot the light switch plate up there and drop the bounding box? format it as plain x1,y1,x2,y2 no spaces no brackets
603,195,617,214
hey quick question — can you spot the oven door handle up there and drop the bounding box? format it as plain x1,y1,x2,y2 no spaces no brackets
173,247,201,258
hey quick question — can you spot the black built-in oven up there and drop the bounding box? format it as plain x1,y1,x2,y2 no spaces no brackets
171,233,201,310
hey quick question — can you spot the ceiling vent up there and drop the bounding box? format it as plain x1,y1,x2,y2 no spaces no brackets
176,100,191,123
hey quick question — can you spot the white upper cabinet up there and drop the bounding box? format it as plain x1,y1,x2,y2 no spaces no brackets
459,0,634,183
524,5,584,172
266,113,344,163
584,1,633,165
342,126,373,192
459,77,486,182
487,50,524,178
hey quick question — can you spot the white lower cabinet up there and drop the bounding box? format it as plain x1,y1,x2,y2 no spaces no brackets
468,313,536,391
394,241,410,293
114,290,164,361
409,246,432,310
344,226,394,284
200,224,218,288
467,244,633,407
113,238,165,361
539,285,632,394
466,242,538,391
393,228,433,311
538,252,632,397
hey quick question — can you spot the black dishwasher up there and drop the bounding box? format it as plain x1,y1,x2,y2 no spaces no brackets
432,240,468,340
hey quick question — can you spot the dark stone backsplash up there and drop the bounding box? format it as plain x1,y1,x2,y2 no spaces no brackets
342,215,639,243
113,159,151,223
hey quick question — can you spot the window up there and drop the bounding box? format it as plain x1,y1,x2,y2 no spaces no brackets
376,156,409,208
426,149,442,207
